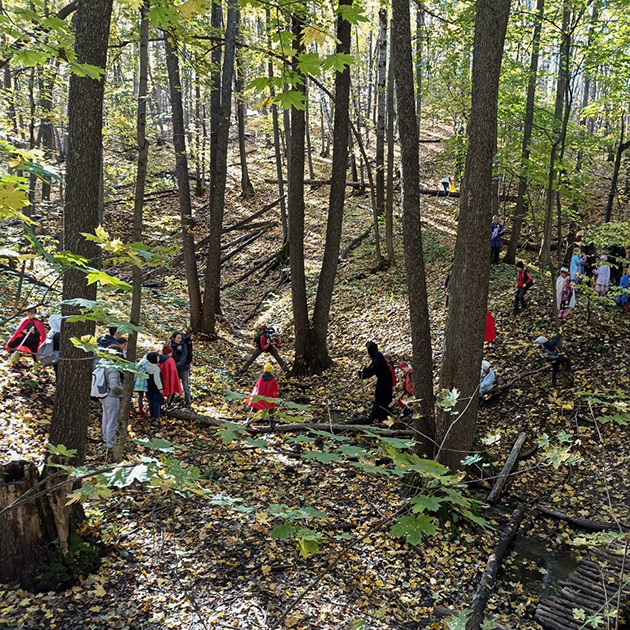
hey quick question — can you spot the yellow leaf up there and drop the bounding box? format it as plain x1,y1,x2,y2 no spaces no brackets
93,584,106,597
301,25,328,47
261,565,271,576
255,96,275,110
179,0,206,18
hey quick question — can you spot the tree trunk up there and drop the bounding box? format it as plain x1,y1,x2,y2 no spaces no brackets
436,0,510,472
305,0,352,375
605,117,629,223
305,83,315,180
201,0,239,335
235,34,254,200
504,0,543,265
50,0,114,465
415,5,424,122
375,9,387,217
385,24,395,265
164,33,202,332
113,0,149,463
391,0,435,446
287,14,314,376
209,0,222,209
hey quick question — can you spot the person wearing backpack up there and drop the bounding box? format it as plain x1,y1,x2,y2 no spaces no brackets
490,215,505,266
91,344,125,455
534,333,573,387
97,326,124,349
239,325,289,374
170,331,192,408
354,341,392,424
514,262,534,314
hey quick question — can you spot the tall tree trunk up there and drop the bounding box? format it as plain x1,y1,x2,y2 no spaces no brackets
375,9,387,218
305,84,315,180
415,5,424,121
391,0,436,445
303,0,352,375
436,0,511,472
164,33,203,332
605,117,630,223
113,0,149,463
49,0,114,464
201,0,239,335
385,24,395,265
235,38,254,199
209,0,222,203
195,77,204,196
287,14,312,375
504,0,544,265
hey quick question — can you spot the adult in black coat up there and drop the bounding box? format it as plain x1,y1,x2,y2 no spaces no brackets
359,341,393,423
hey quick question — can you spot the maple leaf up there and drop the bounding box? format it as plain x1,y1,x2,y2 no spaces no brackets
301,25,328,47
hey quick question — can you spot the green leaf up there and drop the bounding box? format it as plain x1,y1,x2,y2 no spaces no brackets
85,269,132,290
134,438,175,453
13,49,50,67
409,495,443,513
224,389,246,401
336,3,369,24
308,428,350,442
285,434,315,444
297,52,321,76
274,90,306,111
301,450,344,463
337,444,369,457
46,443,78,458
246,437,269,448
322,53,355,72
390,515,437,545
408,459,449,476
284,400,310,410
270,523,297,540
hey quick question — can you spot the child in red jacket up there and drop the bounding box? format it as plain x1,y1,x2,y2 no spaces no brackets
159,345,183,407
247,364,278,419
7,305,46,356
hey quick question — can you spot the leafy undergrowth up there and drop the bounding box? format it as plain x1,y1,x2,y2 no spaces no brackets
2,141,630,629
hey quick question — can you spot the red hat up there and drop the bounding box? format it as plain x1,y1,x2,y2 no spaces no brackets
398,362,408,369
162,344,173,355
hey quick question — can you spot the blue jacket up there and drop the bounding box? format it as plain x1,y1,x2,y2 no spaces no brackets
491,222,504,247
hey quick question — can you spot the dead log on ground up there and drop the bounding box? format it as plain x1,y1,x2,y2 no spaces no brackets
466,505,526,630
488,432,527,504
166,409,415,436
219,230,264,264
536,505,628,532
0,263,61,293
484,366,548,398
340,226,371,259
221,250,281,289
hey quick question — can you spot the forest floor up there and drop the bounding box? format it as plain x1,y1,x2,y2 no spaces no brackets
1,128,630,630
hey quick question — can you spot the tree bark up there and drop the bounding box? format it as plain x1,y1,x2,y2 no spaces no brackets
436,0,510,472
113,0,149,463
605,117,630,223
305,0,353,375
385,23,395,265
164,33,202,332
201,0,238,335
391,0,435,445
375,9,387,218
504,0,544,265
235,31,254,200
50,0,114,464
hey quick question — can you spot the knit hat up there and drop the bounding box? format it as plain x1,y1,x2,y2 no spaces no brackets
560,266,569,273
600,255,607,261
534,336,547,345
162,344,172,355
399,361,408,369
264,363,274,373
481,360,490,370
147,352,159,364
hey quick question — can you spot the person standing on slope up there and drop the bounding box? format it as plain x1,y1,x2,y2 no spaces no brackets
354,341,393,425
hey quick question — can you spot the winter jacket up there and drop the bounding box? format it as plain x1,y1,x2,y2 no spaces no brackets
103,366,124,398
159,356,183,397
541,334,562,360
491,222,504,248
361,343,393,420
170,341,188,372
247,372,278,410
595,264,610,287
617,274,630,306
97,334,119,348
479,368,496,394
517,268,533,288
484,311,496,343
570,255,585,280
556,276,576,310
7,316,46,353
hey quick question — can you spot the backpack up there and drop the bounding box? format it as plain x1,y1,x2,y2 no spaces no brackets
254,325,268,348
91,366,109,398
524,269,534,287
38,338,59,367
182,334,193,365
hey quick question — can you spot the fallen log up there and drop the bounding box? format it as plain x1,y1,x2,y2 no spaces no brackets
166,409,415,437
221,250,281,289
340,226,371,259
484,366,548,398
466,505,526,630
0,263,61,293
488,432,527,504
222,194,285,233
219,230,264,265
536,505,628,532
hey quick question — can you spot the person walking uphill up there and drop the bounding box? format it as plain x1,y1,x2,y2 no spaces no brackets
514,262,534,314
490,215,505,265
170,331,192,408
352,342,392,424
239,325,289,374
534,334,573,387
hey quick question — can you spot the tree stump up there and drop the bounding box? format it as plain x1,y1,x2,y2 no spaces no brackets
0,461,56,588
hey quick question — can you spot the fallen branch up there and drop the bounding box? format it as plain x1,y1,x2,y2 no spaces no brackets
0,263,62,293
485,366,548,397
221,250,281,289
166,409,415,436
466,505,526,630
219,230,264,265
488,432,527,504
222,194,285,233
340,226,371,260
536,506,628,532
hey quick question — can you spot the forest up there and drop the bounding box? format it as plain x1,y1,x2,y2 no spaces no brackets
1,0,630,628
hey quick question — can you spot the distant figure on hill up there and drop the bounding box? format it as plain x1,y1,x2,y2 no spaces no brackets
484,311,496,348
353,341,392,425
440,176,453,196
479,360,495,397
556,267,576,318
570,247,585,282
6,305,46,356
490,215,504,265
534,334,573,387
617,268,629,310
397,361,414,417
246,364,278,422
240,325,289,374
514,262,534,315
593,256,610,296
608,245,627,286
97,326,124,348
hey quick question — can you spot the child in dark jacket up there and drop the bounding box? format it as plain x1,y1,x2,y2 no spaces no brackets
534,334,573,387
146,352,164,420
